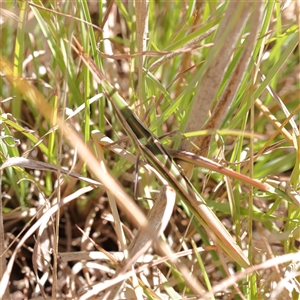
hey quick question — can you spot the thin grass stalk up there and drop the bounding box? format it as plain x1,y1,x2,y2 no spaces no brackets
46,93,58,194
248,67,257,298
135,0,149,119
12,0,28,120
78,0,92,179
96,1,106,135
230,113,248,262
9,3,27,207
191,239,213,297
0,168,9,299
51,8,73,297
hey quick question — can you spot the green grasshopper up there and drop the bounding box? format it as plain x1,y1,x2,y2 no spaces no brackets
71,37,260,268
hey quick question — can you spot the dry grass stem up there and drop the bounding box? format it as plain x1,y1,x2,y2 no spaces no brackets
192,2,264,160
178,2,254,155
135,0,149,119
178,1,263,178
